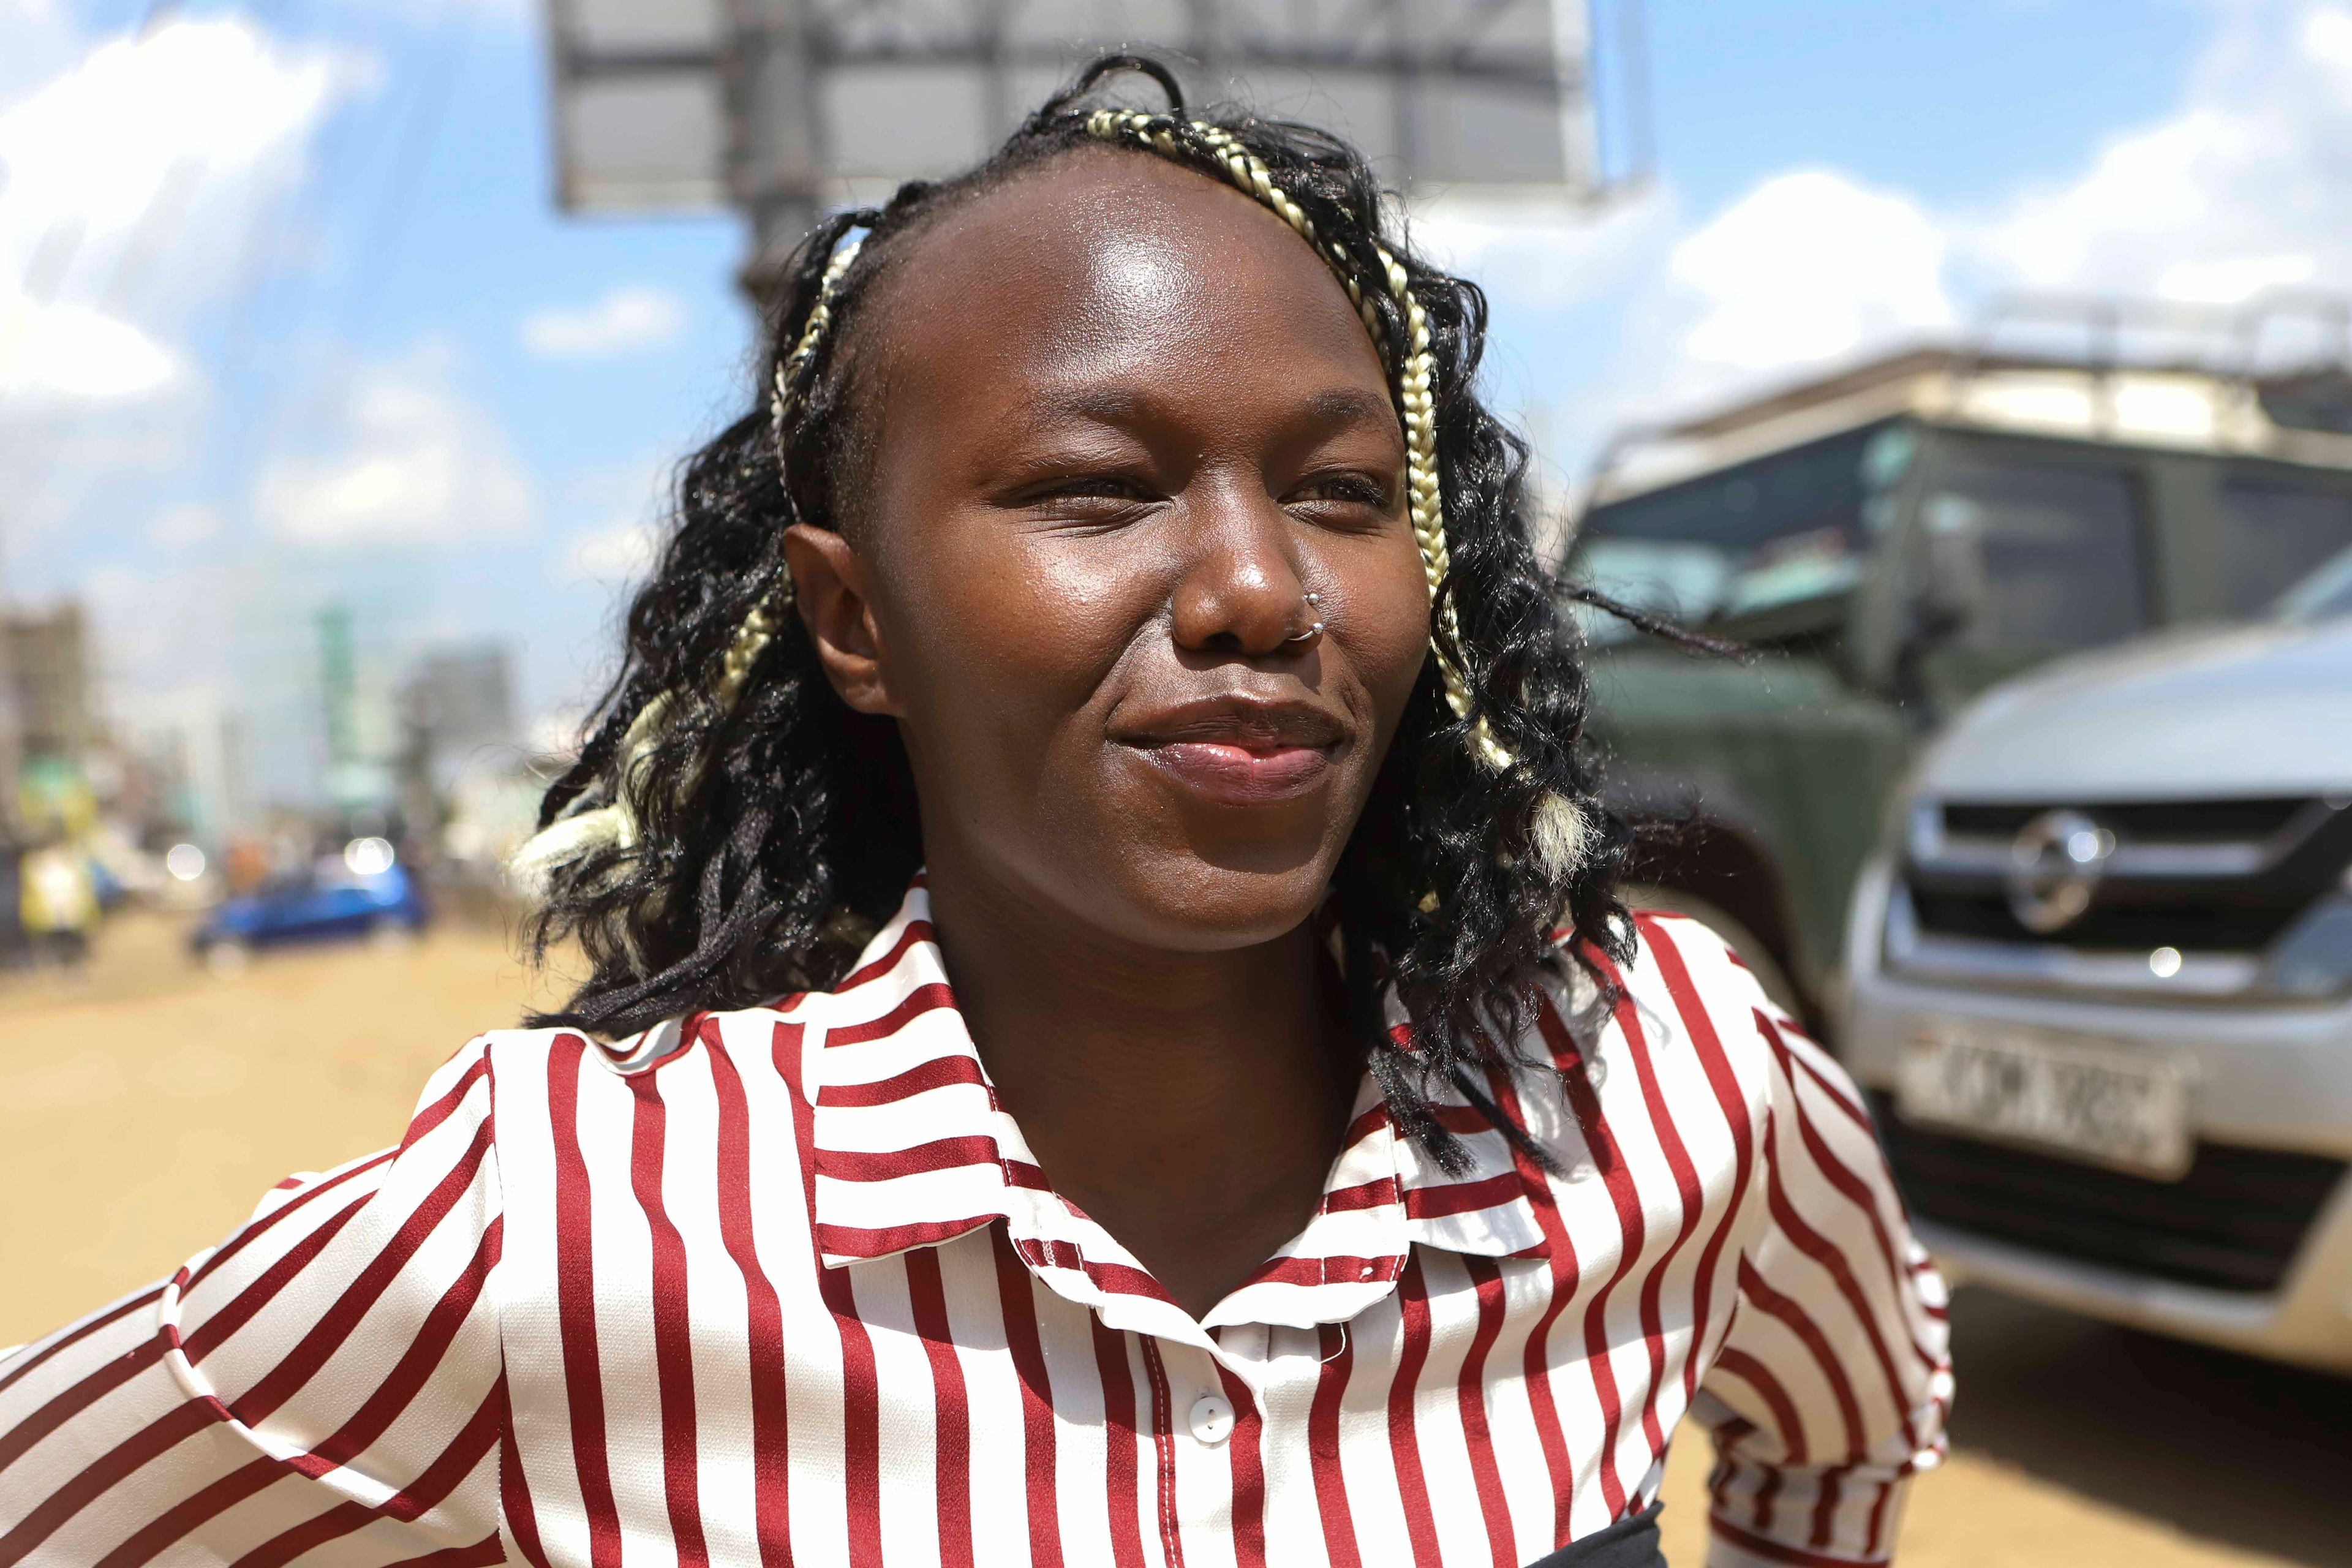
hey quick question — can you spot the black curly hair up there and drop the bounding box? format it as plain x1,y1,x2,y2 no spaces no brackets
524,54,1637,1172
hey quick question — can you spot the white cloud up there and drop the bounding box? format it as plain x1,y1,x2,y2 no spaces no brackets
255,352,536,549
560,519,661,584
0,17,362,312
1504,0,2352,467
148,500,223,549
2157,253,2317,304
1523,170,1958,445
351,0,531,21
554,455,674,585
1415,187,1679,312
521,286,687,360
1958,3,2352,306
0,0,76,100
1672,170,1954,373
0,13,366,530
0,296,178,404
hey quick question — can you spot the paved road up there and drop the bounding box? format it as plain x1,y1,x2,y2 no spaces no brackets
2,914,2344,1565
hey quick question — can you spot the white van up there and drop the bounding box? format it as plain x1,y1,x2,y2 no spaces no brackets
1840,552,2352,1371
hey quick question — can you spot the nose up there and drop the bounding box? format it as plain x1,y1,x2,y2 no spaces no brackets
1167,486,1312,659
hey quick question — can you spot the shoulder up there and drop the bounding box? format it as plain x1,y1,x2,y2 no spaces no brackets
441,1005,821,1163
445,1000,808,1088
1543,911,1822,1113
1553,910,1781,1053
1604,911,1872,1129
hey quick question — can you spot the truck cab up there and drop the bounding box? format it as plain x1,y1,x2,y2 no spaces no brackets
1569,333,2352,1022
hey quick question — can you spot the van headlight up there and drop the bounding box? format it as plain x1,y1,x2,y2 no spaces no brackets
2265,894,2352,999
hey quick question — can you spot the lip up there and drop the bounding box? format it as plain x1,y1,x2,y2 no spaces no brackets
1112,695,1347,806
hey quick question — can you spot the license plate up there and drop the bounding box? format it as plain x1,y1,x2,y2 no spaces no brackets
1896,1024,2193,1180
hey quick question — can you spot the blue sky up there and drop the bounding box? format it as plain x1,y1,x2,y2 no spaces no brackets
2,0,2340,806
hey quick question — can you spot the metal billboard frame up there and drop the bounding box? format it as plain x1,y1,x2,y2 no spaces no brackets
545,0,1649,290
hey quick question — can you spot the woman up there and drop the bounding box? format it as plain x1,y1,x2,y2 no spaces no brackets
0,58,1948,1568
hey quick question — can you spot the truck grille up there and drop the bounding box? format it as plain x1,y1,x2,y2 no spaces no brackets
1889,795,2352,995
1870,1092,2346,1294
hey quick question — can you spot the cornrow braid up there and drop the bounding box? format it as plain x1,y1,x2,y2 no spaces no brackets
521,52,1634,1174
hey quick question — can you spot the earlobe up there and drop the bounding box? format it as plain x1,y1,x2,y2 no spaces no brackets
782,523,903,717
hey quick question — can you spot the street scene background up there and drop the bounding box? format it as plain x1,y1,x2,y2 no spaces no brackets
6,2,2352,1564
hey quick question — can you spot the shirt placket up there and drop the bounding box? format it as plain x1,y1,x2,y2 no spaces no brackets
1146,1324,1270,1568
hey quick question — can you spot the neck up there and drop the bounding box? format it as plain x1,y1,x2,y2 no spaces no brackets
918,854,1355,1314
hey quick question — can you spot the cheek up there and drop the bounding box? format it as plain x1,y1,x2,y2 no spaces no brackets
1330,541,1436,746
876,516,1145,752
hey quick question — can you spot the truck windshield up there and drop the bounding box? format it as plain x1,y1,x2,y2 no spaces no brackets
1570,424,1890,635
1908,451,2147,655
2216,475,2352,616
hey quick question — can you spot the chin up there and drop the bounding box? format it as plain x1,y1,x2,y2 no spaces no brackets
1092,848,1341,952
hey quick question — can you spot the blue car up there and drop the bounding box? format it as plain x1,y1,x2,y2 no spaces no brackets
191,851,428,960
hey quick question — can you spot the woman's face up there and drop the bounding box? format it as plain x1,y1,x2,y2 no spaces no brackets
787,150,1431,952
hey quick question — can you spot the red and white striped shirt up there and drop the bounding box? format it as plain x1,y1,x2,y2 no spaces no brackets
0,881,1950,1567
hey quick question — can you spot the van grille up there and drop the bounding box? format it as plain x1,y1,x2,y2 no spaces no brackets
1871,1093,2346,1294
1939,797,2313,844
1907,887,2309,952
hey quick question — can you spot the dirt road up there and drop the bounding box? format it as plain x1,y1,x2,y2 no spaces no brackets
3,914,2344,1565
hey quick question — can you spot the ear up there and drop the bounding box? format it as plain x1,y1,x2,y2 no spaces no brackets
783,523,905,718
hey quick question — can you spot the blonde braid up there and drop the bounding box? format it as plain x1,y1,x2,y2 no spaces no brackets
710,233,867,706
1084,113,1526,778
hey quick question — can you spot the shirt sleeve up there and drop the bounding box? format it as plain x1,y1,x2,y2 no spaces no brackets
0,1035,509,1567
1694,992,1953,1567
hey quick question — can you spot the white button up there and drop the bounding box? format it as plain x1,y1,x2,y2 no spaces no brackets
1188,1393,1235,1445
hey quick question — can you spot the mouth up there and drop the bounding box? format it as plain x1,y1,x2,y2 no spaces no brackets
1113,696,1347,805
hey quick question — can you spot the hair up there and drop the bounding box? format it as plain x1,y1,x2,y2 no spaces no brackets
522,54,1638,1171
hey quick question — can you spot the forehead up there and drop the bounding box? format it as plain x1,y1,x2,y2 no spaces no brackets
856,148,1395,421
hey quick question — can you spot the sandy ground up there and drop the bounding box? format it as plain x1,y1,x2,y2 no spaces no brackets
2,912,2345,1566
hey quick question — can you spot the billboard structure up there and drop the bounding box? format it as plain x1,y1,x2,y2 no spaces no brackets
544,0,1648,293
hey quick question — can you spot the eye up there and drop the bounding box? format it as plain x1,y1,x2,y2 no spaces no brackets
1046,475,1155,502
1010,470,1169,530
1284,470,1397,519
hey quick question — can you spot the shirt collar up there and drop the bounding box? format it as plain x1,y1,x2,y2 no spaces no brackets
796,878,1551,1343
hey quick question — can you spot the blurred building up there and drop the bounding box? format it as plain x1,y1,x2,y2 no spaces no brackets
318,605,402,813
0,603,97,839
393,643,537,897
6,605,93,767
117,691,249,850
398,643,520,799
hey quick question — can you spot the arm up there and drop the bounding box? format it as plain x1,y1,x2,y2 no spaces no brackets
0,1037,508,1566
1697,1005,1953,1567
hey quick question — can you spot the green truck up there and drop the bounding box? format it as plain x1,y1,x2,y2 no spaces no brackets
1567,329,2352,1026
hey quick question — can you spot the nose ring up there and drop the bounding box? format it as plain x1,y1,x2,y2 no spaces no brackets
1286,592,1324,644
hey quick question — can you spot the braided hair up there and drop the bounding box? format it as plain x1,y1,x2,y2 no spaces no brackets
520,54,1633,1171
